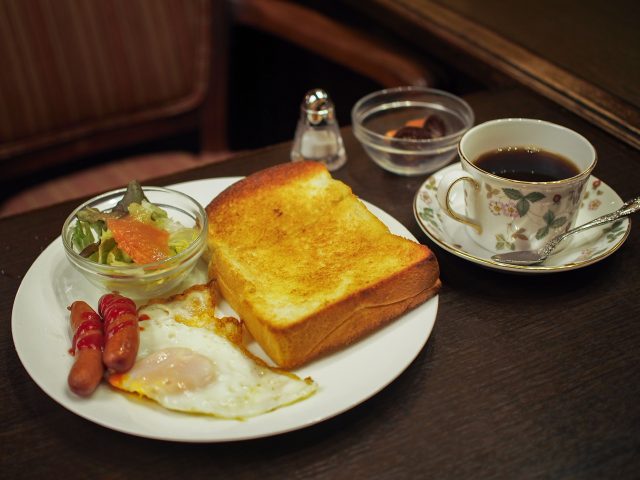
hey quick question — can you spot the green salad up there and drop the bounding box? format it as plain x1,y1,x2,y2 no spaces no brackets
71,181,199,266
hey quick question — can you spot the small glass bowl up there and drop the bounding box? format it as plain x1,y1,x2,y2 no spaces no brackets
61,186,207,300
352,86,474,175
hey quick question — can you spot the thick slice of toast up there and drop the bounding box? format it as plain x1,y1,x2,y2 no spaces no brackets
206,161,440,368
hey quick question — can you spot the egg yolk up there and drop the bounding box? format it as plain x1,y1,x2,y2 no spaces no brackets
125,347,216,395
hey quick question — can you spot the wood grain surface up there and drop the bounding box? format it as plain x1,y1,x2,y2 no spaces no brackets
347,0,640,150
1,88,639,479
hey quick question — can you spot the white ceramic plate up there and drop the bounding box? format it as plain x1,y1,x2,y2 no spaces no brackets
414,163,631,273
12,177,438,442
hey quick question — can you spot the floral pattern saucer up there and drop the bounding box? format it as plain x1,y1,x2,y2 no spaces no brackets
413,163,631,273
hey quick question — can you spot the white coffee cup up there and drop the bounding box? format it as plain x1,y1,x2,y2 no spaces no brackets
437,118,597,253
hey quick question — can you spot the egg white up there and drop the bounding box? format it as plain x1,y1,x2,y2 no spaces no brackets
108,284,317,419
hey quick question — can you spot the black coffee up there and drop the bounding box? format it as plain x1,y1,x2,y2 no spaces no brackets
474,147,580,182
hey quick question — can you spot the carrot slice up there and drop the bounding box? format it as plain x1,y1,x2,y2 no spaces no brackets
107,217,170,264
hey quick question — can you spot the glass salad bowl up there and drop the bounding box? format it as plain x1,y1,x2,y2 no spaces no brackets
61,185,207,300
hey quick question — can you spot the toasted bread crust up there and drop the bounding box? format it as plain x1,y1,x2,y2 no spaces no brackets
302,279,441,367
205,161,325,225
215,260,440,368
206,161,441,368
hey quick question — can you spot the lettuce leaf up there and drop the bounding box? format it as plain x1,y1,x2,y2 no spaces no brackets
97,229,133,266
168,227,199,255
113,180,148,214
71,220,104,257
127,200,167,225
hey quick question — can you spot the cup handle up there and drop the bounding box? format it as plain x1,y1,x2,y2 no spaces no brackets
436,169,483,234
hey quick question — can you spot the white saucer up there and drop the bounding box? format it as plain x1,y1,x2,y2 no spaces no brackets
413,162,631,273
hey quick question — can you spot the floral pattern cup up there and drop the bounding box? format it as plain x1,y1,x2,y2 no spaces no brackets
436,118,597,253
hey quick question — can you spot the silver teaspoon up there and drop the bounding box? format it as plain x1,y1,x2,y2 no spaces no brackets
491,195,640,266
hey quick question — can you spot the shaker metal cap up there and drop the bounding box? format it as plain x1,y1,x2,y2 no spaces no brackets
302,88,335,125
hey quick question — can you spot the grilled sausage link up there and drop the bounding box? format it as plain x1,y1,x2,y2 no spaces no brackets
68,301,104,396
99,293,139,373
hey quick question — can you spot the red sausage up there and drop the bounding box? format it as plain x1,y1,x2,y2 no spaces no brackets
68,301,104,397
99,293,139,373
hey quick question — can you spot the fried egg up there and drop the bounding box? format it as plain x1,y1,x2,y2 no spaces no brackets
108,283,317,419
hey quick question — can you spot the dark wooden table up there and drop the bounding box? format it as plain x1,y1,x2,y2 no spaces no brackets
1,87,639,479
346,0,640,150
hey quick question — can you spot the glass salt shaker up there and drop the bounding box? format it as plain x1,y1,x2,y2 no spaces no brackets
291,88,347,171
